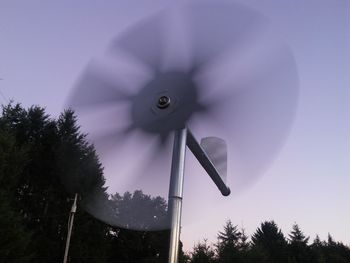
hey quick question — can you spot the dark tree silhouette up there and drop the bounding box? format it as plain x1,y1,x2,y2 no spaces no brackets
251,221,288,262
238,227,250,257
288,223,311,262
110,190,168,230
215,220,242,262
191,239,215,263
2,103,350,263
288,223,309,244
0,103,177,263
0,104,68,262
323,234,350,263
107,190,171,263
0,126,32,262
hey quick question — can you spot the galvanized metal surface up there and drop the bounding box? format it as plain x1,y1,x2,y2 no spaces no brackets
168,128,187,263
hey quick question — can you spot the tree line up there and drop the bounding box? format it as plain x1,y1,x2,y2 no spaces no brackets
189,220,350,263
0,103,349,263
0,103,172,262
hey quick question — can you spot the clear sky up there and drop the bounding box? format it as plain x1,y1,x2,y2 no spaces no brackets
1,0,349,251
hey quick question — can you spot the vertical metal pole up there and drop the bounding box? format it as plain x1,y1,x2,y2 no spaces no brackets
168,128,187,263
63,193,78,263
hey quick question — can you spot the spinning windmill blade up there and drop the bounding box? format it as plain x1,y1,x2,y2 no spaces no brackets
65,1,298,262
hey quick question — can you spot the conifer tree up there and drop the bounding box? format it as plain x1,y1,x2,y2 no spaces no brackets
312,235,323,247
216,220,242,262
310,235,326,263
288,223,309,245
191,239,215,263
0,126,32,262
251,221,288,262
238,227,250,253
288,223,310,263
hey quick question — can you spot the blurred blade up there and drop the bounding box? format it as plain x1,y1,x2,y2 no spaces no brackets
111,13,167,72
64,0,299,231
108,190,169,230
196,44,298,192
126,132,172,197
200,136,227,182
72,128,172,231
91,124,135,157
159,7,193,73
68,62,132,110
108,133,172,230
185,1,268,71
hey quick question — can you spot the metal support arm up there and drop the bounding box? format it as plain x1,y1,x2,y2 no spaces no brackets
186,130,230,196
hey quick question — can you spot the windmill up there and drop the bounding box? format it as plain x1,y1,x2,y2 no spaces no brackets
65,1,298,262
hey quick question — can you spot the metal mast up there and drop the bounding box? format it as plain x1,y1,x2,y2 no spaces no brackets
63,193,78,263
168,128,187,263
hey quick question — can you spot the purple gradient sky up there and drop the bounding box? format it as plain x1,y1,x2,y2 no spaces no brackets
1,0,349,251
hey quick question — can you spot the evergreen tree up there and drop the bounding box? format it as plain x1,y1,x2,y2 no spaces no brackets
190,239,215,263
288,223,310,263
0,126,32,262
324,234,350,263
251,221,288,262
312,235,323,247
110,190,168,230
0,104,111,262
215,220,242,262
310,235,327,263
238,227,250,253
1,104,68,262
327,233,335,247
56,109,113,263
107,190,170,263
288,223,309,244
179,241,191,263
236,227,252,262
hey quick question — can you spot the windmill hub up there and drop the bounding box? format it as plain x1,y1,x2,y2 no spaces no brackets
130,71,203,135
157,95,171,109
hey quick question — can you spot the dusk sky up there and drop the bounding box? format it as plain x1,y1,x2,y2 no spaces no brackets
1,0,349,251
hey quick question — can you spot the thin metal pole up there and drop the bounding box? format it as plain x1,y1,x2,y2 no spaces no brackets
63,193,78,263
168,128,187,263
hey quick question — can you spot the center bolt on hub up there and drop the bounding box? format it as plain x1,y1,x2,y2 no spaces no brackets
157,95,171,109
